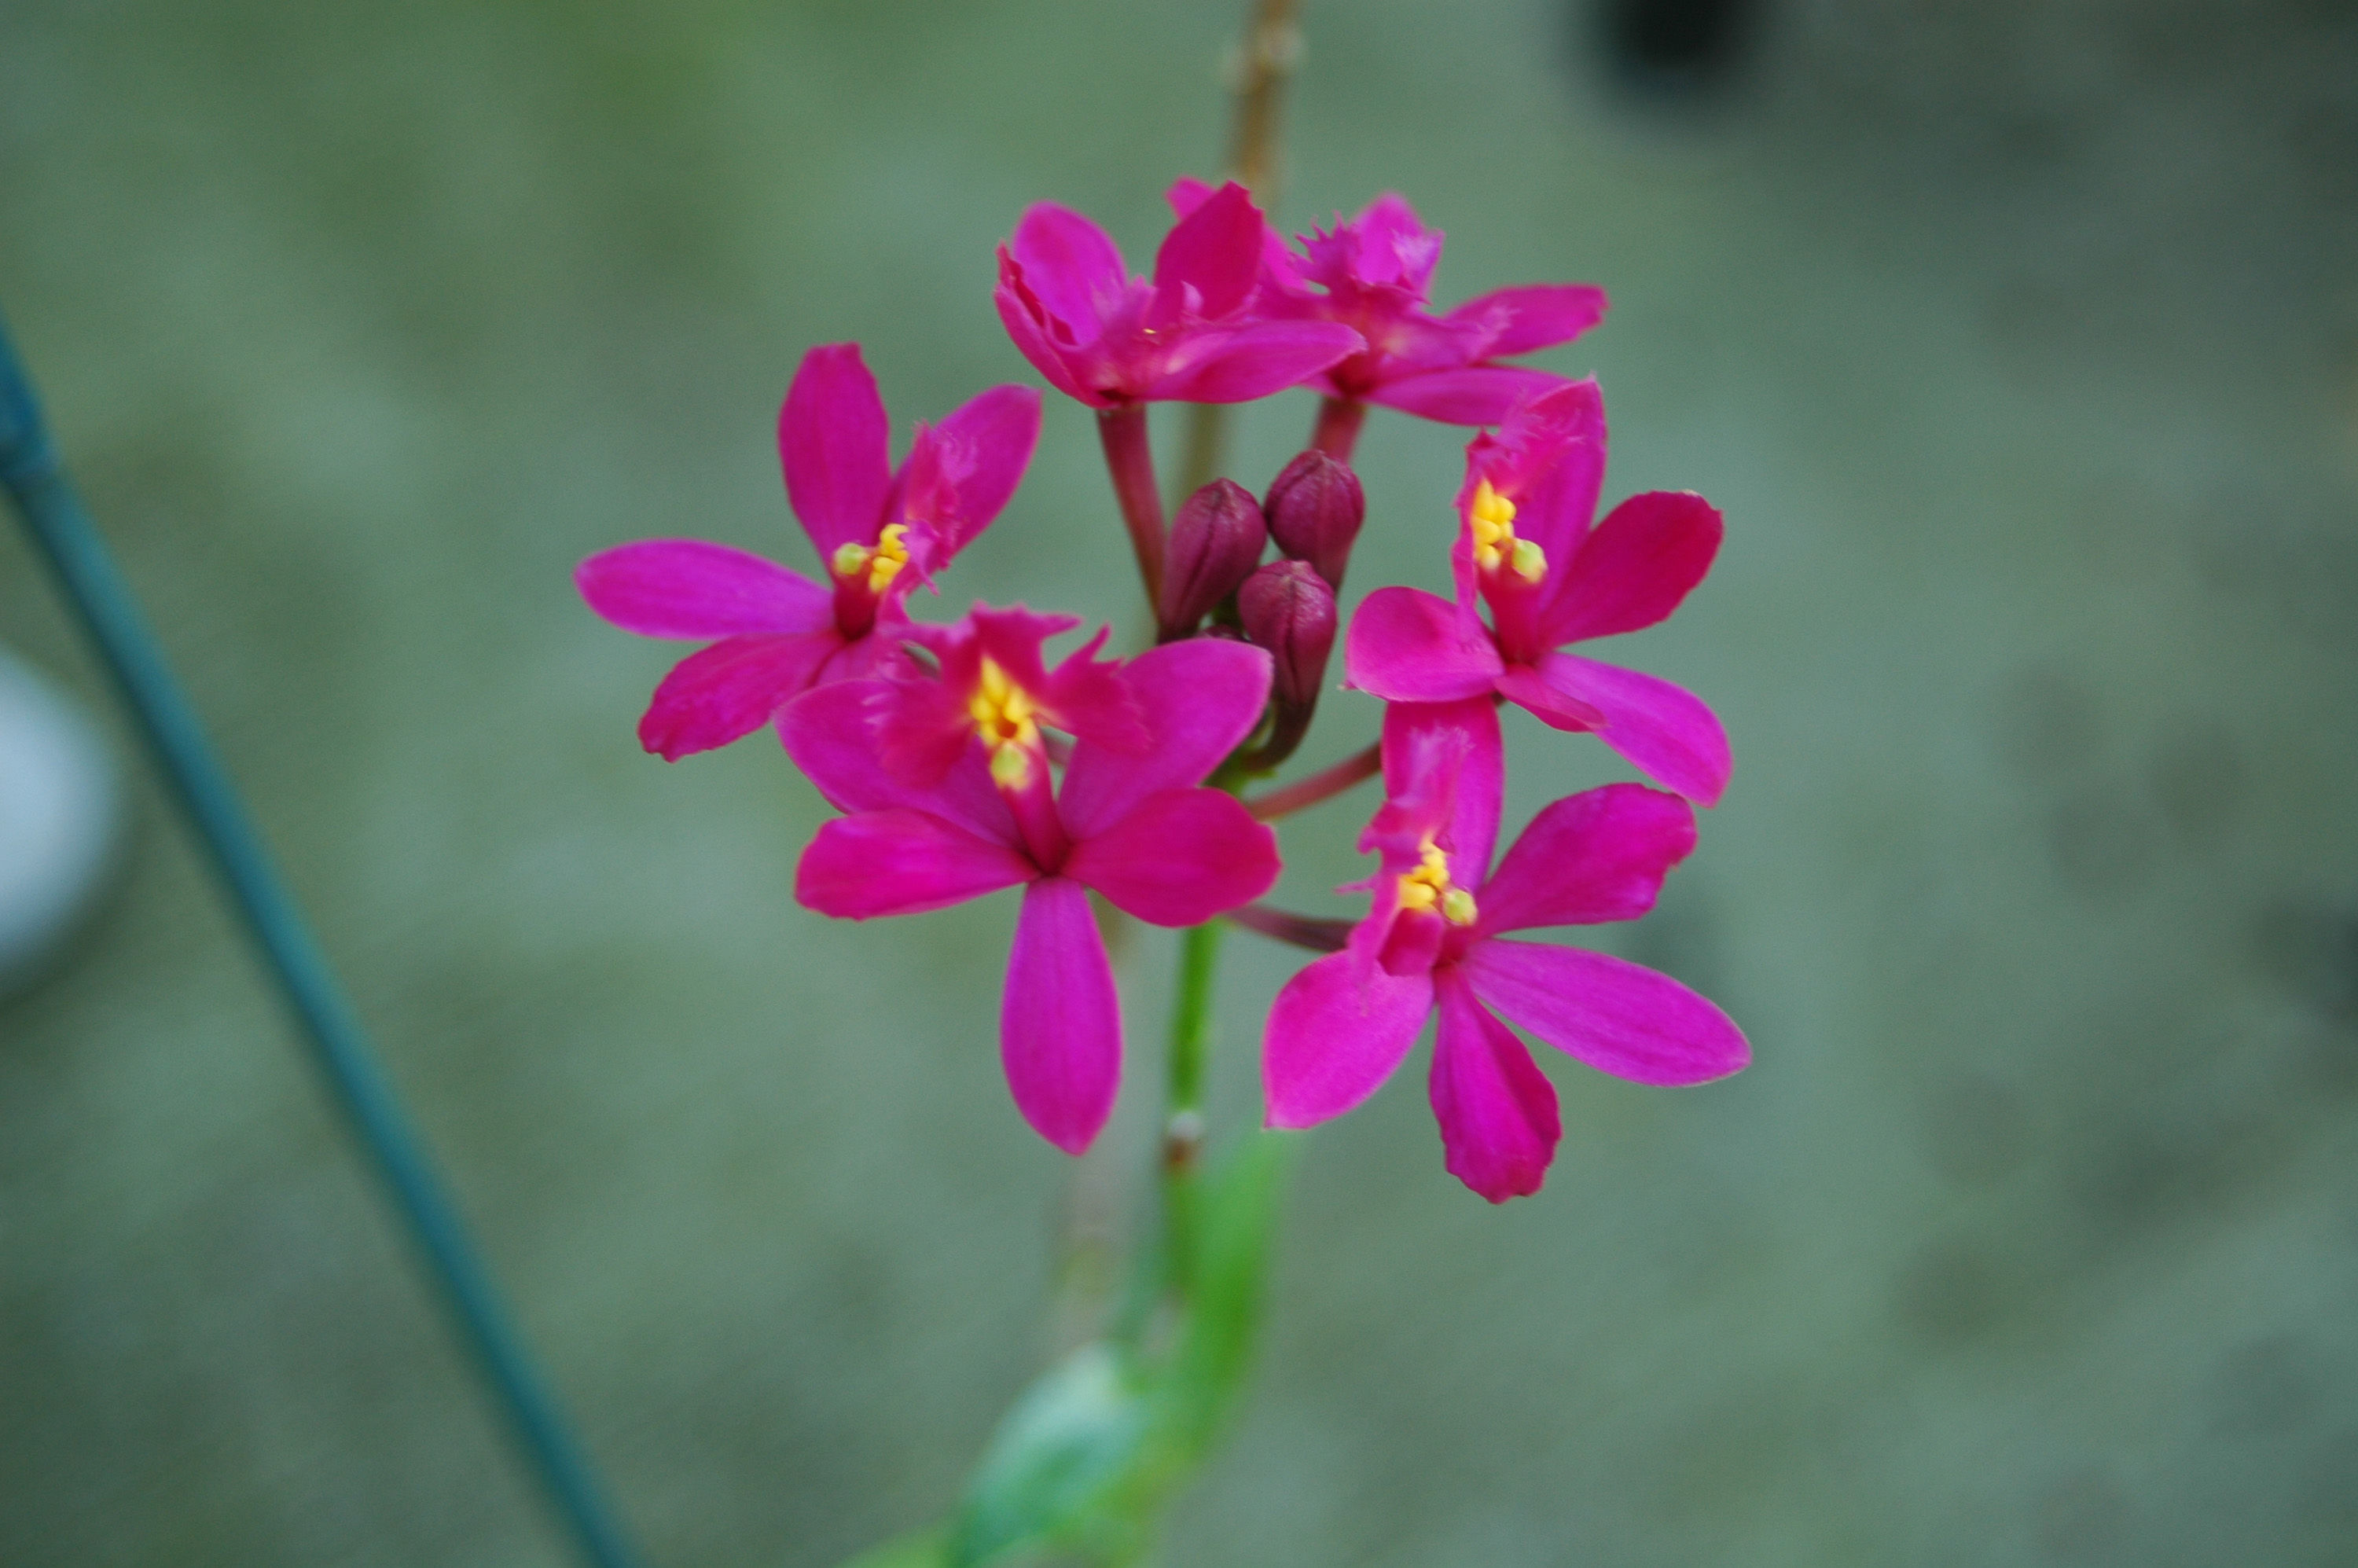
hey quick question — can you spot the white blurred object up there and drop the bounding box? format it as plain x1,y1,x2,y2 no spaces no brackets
0,647,123,996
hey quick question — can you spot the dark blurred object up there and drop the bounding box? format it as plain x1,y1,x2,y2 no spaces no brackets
1592,0,1759,94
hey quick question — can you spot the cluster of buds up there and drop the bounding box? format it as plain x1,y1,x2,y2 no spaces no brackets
581,179,1746,1200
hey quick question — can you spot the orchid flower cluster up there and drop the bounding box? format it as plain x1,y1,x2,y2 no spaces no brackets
579,180,1747,1203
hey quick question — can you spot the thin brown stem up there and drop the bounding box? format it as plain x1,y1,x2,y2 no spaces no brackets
1097,405,1166,611
1175,0,1306,506
1245,740,1380,821
1228,902,1352,953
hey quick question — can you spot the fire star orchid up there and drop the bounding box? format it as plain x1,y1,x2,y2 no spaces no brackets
995,181,1364,409
784,613,1280,1155
1345,380,1732,805
577,344,1040,758
1262,699,1748,1203
1170,181,1607,430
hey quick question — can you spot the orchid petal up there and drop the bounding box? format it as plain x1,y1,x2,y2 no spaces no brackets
1381,698,1504,887
1063,788,1278,926
1059,639,1272,841
1493,381,1607,571
1368,365,1572,427
1007,204,1129,336
1446,283,1609,358
1544,490,1723,645
795,808,1037,918
1262,952,1434,1129
1144,321,1365,405
1344,587,1503,703
925,384,1043,556
578,540,833,640
1464,938,1749,1086
775,679,1019,847
637,631,842,760
1534,654,1732,807
1476,784,1696,935
1493,664,1605,731
779,344,893,560
1149,180,1262,324
1429,968,1559,1203
1001,877,1123,1155
994,275,1096,406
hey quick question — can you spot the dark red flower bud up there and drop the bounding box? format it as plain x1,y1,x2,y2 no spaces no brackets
1157,478,1267,639
1237,560,1337,708
1262,450,1364,589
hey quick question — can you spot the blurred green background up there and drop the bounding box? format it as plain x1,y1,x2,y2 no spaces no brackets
5,1,2358,1563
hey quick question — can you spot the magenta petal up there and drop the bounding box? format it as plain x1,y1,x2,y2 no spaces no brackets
1059,639,1272,840
1493,664,1605,732
1367,365,1572,426
780,344,894,560
1534,654,1732,807
1544,490,1723,644
1429,968,1560,1203
1001,876,1122,1155
1463,938,1749,1086
1500,384,1608,570
1477,784,1696,935
795,808,1037,919
1063,787,1279,926
578,540,833,640
994,277,1096,406
1380,698,1505,888
1345,586,1503,702
776,680,1019,846
1447,283,1609,358
1146,321,1366,405
638,631,842,759
1008,204,1129,337
927,384,1043,555
1150,180,1262,323
1262,952,1434,1129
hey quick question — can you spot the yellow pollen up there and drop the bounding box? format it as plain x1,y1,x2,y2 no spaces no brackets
1396,843,1478,927
830,523,913,593
968,656,1042,788
1467,478,1536,581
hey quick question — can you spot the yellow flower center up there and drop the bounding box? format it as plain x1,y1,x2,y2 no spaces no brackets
968,656,1041,789
1468,479,1545,585
1394,843,1478,927
830,521,913,593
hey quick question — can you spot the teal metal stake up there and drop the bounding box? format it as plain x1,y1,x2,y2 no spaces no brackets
0,307,648,1568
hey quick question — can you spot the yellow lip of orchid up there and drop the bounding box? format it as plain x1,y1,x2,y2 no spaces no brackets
1467,479,1546,585
968,655,1044,788
830,521,914,593
1395,841,1478,927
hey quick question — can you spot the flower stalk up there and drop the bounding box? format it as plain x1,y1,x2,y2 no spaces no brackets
1098,405,1168,612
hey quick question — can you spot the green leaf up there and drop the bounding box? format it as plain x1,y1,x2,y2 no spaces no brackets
1159,1132,1295,1459
947,1342,1155,1567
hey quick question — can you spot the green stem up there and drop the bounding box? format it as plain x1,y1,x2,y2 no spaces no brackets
1160,920,1225,1298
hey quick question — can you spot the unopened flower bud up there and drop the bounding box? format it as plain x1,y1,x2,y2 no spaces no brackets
1237,560,1337,708
1157,478,1266,639
1262,450,1364,589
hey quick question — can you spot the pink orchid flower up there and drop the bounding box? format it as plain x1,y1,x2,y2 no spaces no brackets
1170,182,1607,428
577,343,1041,759
1262,699,1747,1203
995,181,1364,409
1344,380,1732,805
783,607,1280,1155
